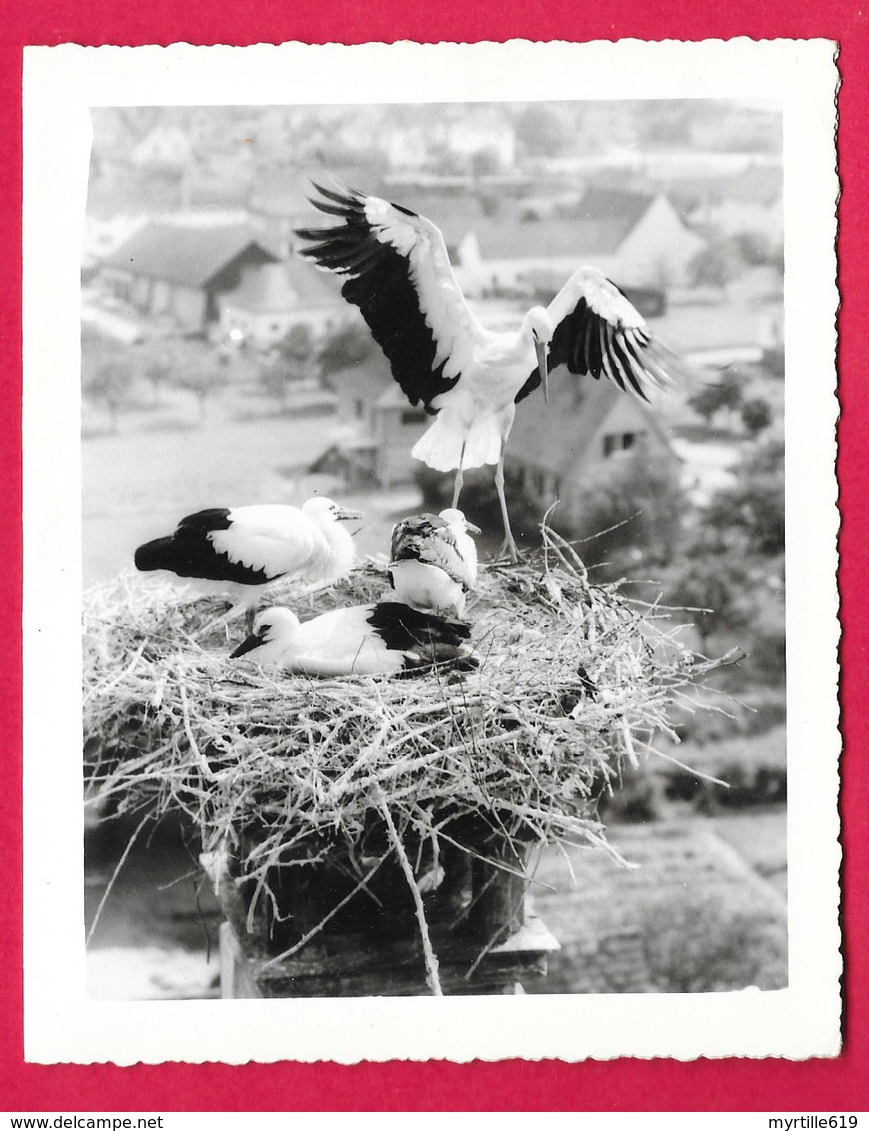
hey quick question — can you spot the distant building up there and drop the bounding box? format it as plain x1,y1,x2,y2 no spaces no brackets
131,125,194,172
674,164,784,244
248,169,334,258
218,257,345,349
99,223,281,335
505,377,678,527
453,187,706,296
312,359,430,488
384,110,516,173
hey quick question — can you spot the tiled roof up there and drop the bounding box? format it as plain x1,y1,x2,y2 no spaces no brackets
102,223,280,287
222,259,343,311
284,254,345,304
221,263,296,311
506,379,631,475
370,187,657,263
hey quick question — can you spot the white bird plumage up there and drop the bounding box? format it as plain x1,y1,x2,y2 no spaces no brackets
296,182,679,560
388,508,479,618
134,496,362,629
229,602,476,677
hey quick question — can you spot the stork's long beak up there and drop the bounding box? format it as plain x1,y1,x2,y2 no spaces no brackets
465,520,482,535
230,631,265,659
535,338,549,404
335,507,364,522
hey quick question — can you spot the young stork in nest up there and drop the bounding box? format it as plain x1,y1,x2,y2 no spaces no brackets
388,508,479,618
134,497,362,631
296,182,682,562
230,602,477,677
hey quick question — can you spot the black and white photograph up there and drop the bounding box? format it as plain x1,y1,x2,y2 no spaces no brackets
22,39,840,1064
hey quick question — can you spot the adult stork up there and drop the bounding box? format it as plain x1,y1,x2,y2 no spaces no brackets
296,182,678,561
388,508,479,618
229,602,477,677
134,497,362,630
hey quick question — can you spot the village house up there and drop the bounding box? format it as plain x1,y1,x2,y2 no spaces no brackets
131,124,194,172
672,163,783,245
247,168,341,258
309,338,679,503
310,358,430,488
449,186,706,297
218,255,345,349
99,223,282,336
504,377,679,527
384,108,516,173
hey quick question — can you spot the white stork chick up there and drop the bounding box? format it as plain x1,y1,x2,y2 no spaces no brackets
296,183,682,562
134,497,362,631
229,602,477,677
388,508,479,618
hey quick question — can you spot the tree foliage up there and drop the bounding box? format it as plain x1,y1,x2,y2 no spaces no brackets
515,105,570,158
564,450,685,574
641,889,786,992
687,371,744,426
706,440,785,558
318,320,377,377
740,396,773,438
417,449,685,575
259,324,317,402
688,238,745,288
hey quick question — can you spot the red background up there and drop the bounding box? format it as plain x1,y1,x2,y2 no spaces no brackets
2,1,862,1112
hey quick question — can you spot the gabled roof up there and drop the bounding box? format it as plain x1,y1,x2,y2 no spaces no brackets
506,380,625,475
506,377,670,476
476,215,632,260
222,263,296,311
575,186,656,226
463,188,658,263
285,254,346,304
102,223,280,288
220,259,344,313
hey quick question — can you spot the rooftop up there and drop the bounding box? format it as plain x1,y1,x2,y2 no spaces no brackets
102,223,280,288
507,368,676,477
222,258,343,312
507,380,632,476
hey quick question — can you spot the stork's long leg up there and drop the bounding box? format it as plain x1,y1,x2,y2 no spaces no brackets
495,451,519,563
452,443,467,509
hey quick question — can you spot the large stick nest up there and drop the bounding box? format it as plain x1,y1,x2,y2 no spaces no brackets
83,530,724,980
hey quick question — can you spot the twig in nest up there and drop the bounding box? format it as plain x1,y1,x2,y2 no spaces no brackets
375,788,442,997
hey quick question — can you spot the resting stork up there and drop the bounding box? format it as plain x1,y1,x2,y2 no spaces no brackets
296,182,679,561
230,603,477,677
388,508,479,618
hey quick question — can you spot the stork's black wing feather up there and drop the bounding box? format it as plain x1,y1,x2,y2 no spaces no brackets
514,369,542,405
296,184,485,412
134,509,270,585
367,601,471,650
543,268,677,403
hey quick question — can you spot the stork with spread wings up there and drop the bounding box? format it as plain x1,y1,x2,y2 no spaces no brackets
297,182,678,561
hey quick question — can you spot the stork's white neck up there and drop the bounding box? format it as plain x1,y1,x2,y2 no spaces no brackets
314,516,356,581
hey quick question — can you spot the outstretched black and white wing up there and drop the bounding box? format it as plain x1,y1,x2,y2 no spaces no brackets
296,183,488,413
389,513,476,591
516,267,677,405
